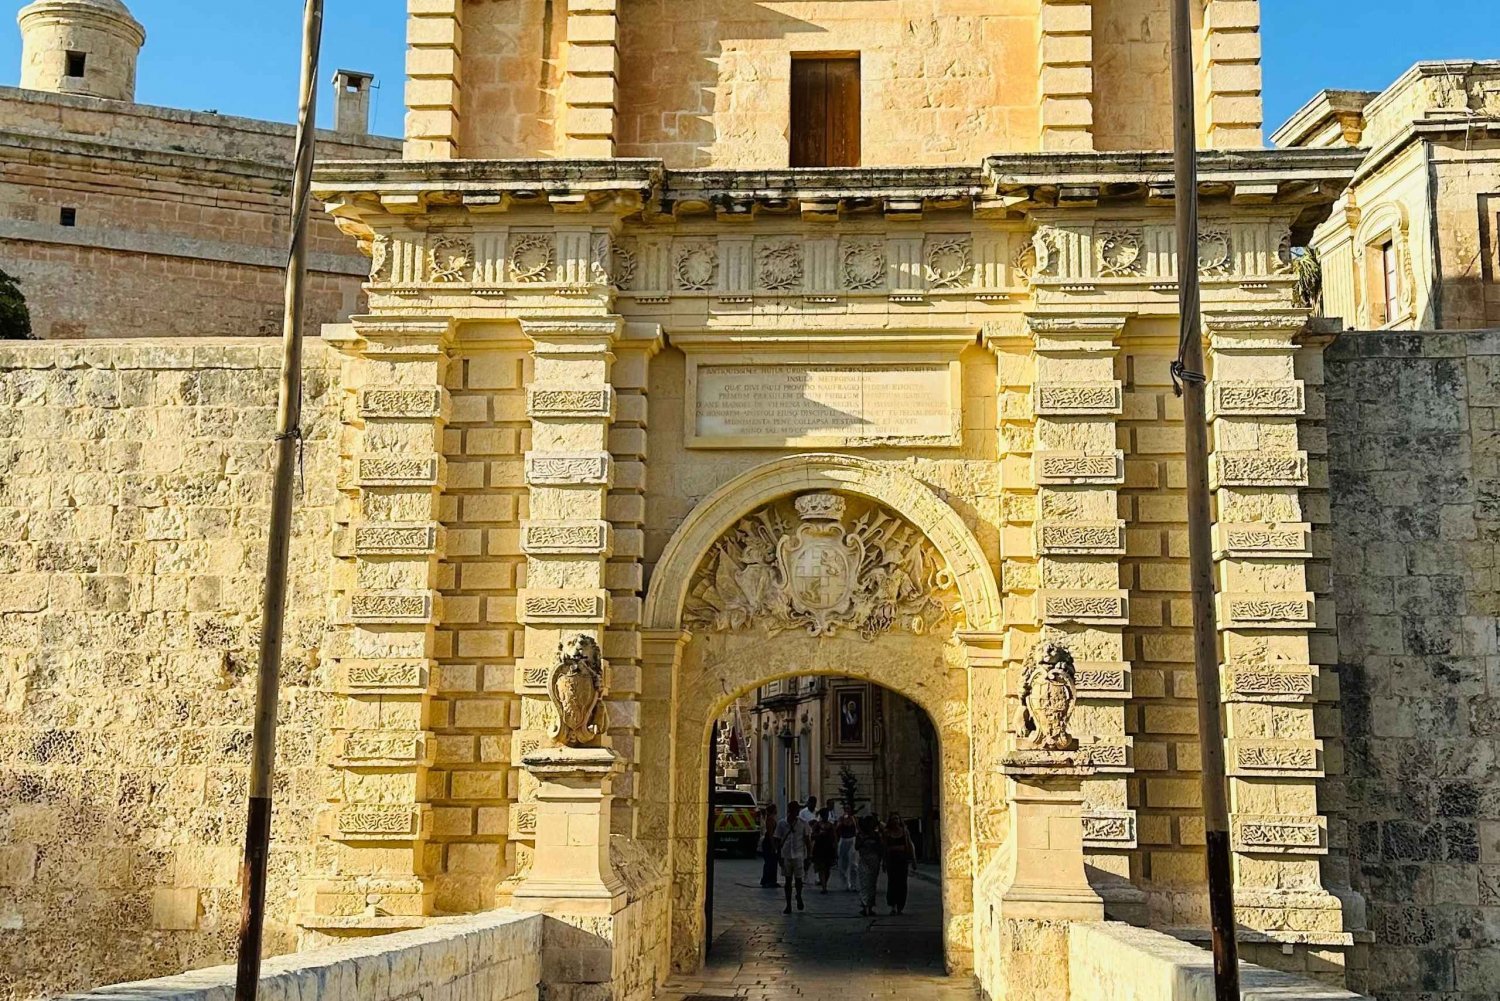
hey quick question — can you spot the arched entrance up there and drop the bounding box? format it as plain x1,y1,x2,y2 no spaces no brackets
702,672,949,981
638,455,1003,976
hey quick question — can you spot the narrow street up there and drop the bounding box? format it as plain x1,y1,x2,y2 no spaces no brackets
656,859,978,1001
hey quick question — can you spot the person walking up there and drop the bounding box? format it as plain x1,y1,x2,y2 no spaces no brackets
811,807,838,892
882,812,916,916
759,804,781,888
774,799,812,913
854,814,883,917
835,804,858,892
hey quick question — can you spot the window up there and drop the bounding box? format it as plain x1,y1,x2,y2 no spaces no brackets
790,56,861,168
1380,240,1399,324
65,51,86,79
59,208,77,227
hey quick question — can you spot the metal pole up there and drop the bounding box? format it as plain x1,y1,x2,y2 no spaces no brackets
234,3,323,999
1169,1,1240,998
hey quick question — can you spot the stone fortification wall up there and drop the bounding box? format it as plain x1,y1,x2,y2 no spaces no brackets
1325,330,1500,1000
0,339,342,1001
0,87,399,339
61,909,542,1001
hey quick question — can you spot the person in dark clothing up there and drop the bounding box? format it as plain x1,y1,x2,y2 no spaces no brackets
811,807,838,892
882,812,916,915
759,804,781,888
855,814,883,917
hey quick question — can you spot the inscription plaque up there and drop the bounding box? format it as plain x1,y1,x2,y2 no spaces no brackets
690,363,959,448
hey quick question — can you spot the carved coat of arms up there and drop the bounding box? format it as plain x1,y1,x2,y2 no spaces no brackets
686,493,958,639
1019,642,1080,752
549,634,608,747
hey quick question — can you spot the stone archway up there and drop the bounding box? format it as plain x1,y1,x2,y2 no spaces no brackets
639,456,1002,976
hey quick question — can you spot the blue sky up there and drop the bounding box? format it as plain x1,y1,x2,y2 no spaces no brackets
1,0,1497,141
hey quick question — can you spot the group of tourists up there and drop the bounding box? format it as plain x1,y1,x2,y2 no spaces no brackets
758,795,917,918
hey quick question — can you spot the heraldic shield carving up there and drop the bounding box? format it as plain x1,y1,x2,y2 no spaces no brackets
685,493,960,639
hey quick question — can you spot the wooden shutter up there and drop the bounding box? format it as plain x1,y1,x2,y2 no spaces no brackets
791,57,861,168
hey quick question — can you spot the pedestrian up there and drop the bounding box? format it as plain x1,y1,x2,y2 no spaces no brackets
835,804,858,891
812,806,837,892
774,799,812,913
882,812,915,916
854,814,883,917
798,796,818,876
759,804,781,888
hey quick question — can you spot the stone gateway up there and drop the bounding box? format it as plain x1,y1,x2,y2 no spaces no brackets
2,3,1497,1001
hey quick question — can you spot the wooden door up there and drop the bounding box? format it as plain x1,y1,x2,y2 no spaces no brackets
791,57,861,168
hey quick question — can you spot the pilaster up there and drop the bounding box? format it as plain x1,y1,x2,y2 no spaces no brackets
305,316,456,936
1201,0,1264,149
514,316,623,869
405,0,462,159
1038,0,1095,152
1204,309,1347,950
1026,313,1136,893
561,0,621,157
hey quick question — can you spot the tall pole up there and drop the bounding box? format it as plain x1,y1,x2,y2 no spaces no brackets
1169,1,1240,998
234,3,323,1000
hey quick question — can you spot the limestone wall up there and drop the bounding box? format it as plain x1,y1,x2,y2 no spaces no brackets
60,909,543,1001
1067,922,1372,1000
0,338,342,1001
0,86,400,338
1326,330,1500,1001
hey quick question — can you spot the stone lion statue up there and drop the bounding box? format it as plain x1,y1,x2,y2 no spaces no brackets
1019,642,1080,752
549,634,608,747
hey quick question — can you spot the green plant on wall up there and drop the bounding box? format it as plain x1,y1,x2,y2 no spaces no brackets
0,266,33,340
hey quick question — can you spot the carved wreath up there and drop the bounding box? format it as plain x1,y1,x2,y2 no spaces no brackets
1198,230,1233,278
684,493,960,640
511,234,555,283
842,240,886,291
758,241,804,292
610,242,639,291
925,238,973,289
428,236,474,283
1098,229,1144,277
675,242,718,292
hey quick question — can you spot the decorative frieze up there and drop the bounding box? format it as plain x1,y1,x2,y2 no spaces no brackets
358,388,447,420
520,590,609,624
1073,663,1132,697
510,233,556,283
335,805,425,840
925,236,974,289
1213,450,1310,487
1217,592,1315,629
1210,381,1306,417
357,455,441,486
1034,451,1125,485
1033,382,1124,416
1224,666,1317,702
756,239,804,292
336,731,428,766
341,660,428,694
1038,590,1129,625
842,239,887,291
1214,522,1312,559
525,452,613,486
1082,811,1138,849
1232,816,1327,854
527,387,614,419
350,591,435,624
521,520,612,555
1097,229,1145,277
1227,739,1323,777
353,523,439,556
1037,522,1127,556
1085,742,1132,770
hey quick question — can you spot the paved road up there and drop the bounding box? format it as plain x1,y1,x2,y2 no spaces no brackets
656,858,978,1000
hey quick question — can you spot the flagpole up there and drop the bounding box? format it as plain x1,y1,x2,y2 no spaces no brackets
1168,0,1240,997
234,2,323,999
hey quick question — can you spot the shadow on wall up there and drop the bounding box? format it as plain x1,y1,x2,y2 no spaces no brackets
0,266,32,339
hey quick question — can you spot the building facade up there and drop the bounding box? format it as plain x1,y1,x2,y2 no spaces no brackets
1274,60,1500,330
0,0,400,340
10,3,1500,1001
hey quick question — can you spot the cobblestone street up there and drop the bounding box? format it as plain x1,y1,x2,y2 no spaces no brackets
656,859,978,1001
